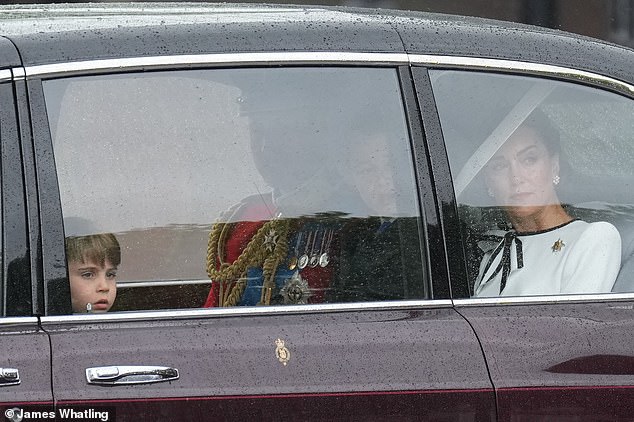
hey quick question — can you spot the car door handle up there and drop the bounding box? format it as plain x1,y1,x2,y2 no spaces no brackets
0,368,20,386
86,365,179,386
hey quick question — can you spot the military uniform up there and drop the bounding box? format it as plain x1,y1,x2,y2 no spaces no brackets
203,195,341,307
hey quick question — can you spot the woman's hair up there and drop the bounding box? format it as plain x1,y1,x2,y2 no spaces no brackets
65,233,121,267
521,108,561,156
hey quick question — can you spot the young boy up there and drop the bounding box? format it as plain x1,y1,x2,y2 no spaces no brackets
65,233,120,313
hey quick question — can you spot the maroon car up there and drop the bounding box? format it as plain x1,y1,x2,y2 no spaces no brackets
0,3,632,421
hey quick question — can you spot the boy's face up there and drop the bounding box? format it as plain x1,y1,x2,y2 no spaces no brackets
69,258,117,313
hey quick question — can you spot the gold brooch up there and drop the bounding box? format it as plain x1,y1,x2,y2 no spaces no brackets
552,239,565,253
275,338,291,366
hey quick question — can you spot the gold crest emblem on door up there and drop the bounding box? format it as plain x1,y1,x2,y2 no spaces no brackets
275,338,291,366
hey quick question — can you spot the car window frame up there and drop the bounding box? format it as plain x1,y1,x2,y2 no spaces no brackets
25,53,449,318
25,76,70,316
1,71,37,317
411,56,634,303
0,70,55,405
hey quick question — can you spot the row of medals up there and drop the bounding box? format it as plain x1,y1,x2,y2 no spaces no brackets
288,228,334,270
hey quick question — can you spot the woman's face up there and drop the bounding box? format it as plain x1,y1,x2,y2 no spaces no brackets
484,126,559,220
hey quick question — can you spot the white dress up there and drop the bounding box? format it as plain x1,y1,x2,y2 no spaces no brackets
474,220,621,297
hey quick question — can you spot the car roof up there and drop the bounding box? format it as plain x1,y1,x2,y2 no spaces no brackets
0,2,633,86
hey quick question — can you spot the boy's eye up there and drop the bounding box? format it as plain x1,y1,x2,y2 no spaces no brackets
81,271,95,279
106,271,117,279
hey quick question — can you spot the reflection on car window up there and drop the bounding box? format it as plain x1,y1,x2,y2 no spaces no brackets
44,67,427,313
430,70,634,297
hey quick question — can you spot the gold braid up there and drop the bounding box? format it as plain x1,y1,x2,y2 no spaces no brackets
206,218,291,307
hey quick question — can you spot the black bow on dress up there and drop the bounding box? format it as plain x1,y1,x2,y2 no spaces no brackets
480,231,524,294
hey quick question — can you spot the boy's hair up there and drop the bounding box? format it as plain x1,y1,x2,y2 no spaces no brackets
65,233,121,267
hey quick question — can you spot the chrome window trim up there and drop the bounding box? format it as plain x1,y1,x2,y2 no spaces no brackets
454,292,634,307
117,279,210,288
11,67,25,80
410,54,634,97
19,52,634,99
0,69,11,82
23,52,409,79
39,299,453,324
0,317,41,326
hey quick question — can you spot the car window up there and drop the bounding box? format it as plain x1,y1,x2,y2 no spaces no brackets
430,69,634,297
43,67,428,313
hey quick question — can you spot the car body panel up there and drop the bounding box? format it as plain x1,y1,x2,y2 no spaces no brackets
457,300,634,388
393,13,634,86
58,391,493,421
0,4,405,66
0,319,52,404
42,305,495,420
455,299,634,420
0,36,20,69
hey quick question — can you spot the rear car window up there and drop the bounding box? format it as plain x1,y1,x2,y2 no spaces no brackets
43,67,428,313
430,69,634,297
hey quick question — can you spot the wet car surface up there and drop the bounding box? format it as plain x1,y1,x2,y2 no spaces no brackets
0,3,633,421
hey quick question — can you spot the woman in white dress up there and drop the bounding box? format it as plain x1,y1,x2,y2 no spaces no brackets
474,110,621,297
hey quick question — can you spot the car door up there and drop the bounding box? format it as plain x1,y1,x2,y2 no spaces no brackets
0,66,54,413
420,62,634,420
26,58,496,420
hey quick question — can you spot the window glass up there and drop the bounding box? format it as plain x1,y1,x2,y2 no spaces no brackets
430,70,634,297
43,67,426,313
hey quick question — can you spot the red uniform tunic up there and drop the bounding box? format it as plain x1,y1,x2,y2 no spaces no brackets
203,200,335,307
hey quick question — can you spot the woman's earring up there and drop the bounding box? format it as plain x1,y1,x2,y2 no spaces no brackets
553,175,560,185
487,188,495,198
